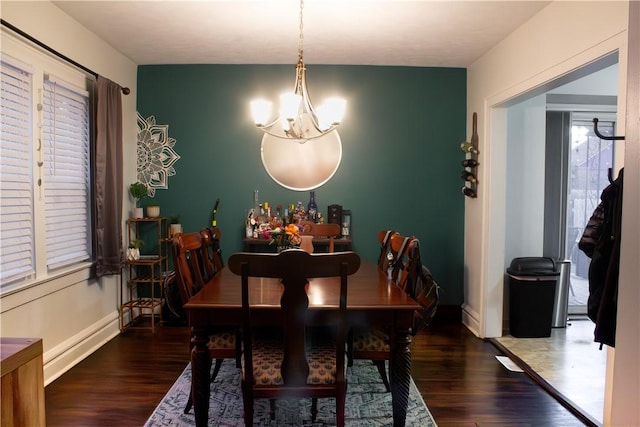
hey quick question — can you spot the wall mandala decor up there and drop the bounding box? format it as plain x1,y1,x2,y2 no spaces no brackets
136,112,181,196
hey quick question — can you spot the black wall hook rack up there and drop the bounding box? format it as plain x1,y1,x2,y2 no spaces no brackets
593,118,625,141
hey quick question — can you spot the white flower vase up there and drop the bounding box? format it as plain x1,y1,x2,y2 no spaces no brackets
133,207,143,218
126,247,140,261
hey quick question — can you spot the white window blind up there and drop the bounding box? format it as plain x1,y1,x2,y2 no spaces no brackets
0,57,35,286
42,75,91,270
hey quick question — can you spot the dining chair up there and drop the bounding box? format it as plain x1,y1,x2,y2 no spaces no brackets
228,250,361,427
376,229,398,274
298,221,341,252
200,226,224,282
349,231,418,392
171,231,240,414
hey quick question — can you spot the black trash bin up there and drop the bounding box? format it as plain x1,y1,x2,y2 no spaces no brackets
507,257,559,338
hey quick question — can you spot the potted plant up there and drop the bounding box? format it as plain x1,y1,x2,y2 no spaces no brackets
126,238,144,261
146,200,160,218
169,214,182,237
129,182,148,218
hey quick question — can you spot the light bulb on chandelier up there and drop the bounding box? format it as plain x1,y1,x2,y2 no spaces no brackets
250,0,346,143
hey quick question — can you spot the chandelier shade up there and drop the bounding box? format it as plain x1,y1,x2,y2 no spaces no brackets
250,0,345,143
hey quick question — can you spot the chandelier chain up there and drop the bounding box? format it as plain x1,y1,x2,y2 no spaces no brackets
298,0,304,63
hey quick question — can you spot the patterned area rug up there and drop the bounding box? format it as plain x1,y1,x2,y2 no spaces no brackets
145,359,436,426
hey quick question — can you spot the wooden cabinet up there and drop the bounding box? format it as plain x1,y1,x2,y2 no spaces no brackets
120,217,168,332
1,338,45,427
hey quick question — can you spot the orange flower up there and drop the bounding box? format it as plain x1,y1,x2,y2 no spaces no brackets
285,224,300,236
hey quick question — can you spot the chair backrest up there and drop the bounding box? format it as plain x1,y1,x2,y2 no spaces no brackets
200,226,223,281
388,233,418,290
376,229,398,272
298,221,341,252
171,231,207,306
228,250,361,386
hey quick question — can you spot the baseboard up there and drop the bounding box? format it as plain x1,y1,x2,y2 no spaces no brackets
43,311,120,386
461,303,481,337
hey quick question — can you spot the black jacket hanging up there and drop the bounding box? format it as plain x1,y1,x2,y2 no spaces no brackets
579,168,623,348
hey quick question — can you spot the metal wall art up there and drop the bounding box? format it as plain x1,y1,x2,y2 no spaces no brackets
136,112,181,196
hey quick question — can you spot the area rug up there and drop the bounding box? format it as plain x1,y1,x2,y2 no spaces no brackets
145,359,437,426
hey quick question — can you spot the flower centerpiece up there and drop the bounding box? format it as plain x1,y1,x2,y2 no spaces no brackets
260,223,302,251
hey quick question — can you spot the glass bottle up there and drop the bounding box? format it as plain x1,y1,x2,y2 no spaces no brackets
252,190,260,219
274,204,283,227
307,191,318,222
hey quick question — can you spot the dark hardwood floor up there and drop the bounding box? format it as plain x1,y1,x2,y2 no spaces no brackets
44,320,588,426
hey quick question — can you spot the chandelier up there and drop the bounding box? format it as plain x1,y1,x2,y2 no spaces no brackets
250,0,346,143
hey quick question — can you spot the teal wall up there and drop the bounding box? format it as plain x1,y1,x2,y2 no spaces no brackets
137,64,466,304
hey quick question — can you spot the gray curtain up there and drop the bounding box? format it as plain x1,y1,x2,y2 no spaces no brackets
94,76,124,277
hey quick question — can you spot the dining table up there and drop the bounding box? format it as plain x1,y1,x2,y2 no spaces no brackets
184,256,421,427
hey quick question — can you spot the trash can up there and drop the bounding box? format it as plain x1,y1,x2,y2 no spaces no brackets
552,260,571,328
507,257,559,338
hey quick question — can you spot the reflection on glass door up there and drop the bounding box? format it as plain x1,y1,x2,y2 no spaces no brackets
565,114,615,314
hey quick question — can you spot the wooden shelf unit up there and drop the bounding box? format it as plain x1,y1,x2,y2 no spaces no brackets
120,217,168,332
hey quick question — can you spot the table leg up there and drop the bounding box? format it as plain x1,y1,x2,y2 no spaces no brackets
191,326,211,427
390,328,412,427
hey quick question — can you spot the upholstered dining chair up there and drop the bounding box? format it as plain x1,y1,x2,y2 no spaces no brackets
348,231,418,392
298,221,341,253
171,232,240,414
228,250,361,427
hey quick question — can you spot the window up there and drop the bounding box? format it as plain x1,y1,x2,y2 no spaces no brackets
42,75,92,269
0,34,94,292
0,56,35,285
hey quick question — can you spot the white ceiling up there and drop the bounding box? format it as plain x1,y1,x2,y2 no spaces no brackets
52,0,551,68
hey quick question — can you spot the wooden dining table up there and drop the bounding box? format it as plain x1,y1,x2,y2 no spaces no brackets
184,257,421,427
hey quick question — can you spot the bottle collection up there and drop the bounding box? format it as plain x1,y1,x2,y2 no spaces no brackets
461,112,479,198
245,190,325,239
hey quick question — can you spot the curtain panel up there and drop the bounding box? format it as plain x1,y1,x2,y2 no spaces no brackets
94,76,124,277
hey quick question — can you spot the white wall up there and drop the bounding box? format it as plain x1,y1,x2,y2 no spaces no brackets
466,0,639,424
609,2,640,424
0,1,137,385
504,94,546,262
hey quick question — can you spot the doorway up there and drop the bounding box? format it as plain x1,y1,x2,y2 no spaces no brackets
499,56,619,425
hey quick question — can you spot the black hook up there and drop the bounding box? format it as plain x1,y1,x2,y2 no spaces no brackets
593,118,625,141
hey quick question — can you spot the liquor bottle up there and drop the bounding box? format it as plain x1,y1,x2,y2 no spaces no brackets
264,202,271,222
461,158,479,168
274,205,283,227
307,191,318,222
258,204,264,223
251,190,260,225
212,198,220,226
461,171,477,183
